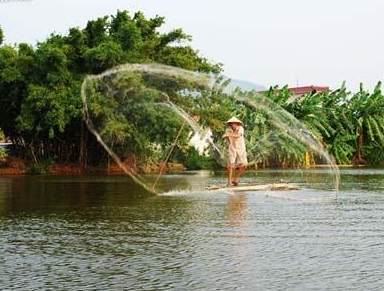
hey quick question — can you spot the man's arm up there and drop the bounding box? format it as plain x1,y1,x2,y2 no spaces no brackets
223,132,241,138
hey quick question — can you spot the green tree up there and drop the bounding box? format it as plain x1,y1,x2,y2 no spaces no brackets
0,25,3,45
348,82,384,164
0,10,221,168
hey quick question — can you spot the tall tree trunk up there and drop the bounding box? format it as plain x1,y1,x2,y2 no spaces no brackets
78,120,88,173
354,130,366,165
358,131,363,160
303,152,310,168
303,151,315,168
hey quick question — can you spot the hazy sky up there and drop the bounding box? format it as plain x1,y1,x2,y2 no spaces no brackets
1,0,384,91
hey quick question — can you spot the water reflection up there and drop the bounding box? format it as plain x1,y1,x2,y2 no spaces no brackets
1,169,384,290
0,176,151,216
227,194,248,228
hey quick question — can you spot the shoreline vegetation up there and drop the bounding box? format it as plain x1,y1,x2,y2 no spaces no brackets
1,10,384,175
0,156,186,175
0,156,369,176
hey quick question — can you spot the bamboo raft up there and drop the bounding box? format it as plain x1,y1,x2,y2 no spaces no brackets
205,183,299,192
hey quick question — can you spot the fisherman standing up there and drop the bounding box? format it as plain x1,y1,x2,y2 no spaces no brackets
222,117,248,187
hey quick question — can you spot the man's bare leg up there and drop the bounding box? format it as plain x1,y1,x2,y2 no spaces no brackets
234,164,246,184
227,164,234,186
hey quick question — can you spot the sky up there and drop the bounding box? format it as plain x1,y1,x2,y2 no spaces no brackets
1,0,384,91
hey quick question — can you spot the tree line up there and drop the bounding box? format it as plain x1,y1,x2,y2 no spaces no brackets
1,10,384,170
0,10,220,170
239,83,384,167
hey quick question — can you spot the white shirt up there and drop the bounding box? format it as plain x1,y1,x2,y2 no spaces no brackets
224,126,246,156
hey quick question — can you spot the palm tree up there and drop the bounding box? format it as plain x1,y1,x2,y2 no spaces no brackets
348,82,384,164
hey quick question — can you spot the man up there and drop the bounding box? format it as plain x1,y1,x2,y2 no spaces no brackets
222,117,248,187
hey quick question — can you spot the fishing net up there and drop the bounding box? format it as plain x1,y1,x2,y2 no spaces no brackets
81,63,339,197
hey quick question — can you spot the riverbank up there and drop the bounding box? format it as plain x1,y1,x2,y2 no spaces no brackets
0,157,186,175
0,156,370,176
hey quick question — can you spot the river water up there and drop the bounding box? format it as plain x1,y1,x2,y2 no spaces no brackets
0,168,384,290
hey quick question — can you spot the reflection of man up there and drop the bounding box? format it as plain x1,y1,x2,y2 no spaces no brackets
222,117,248,187
228,194,247,228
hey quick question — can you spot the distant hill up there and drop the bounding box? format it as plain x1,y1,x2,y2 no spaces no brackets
224,78,266,93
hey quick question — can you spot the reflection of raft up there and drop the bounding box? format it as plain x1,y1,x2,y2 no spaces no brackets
205,183,299,192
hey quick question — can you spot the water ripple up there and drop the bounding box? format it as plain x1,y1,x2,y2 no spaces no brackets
1,171,384,290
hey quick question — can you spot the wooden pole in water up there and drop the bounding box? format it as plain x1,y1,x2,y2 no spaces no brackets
152,123,185,190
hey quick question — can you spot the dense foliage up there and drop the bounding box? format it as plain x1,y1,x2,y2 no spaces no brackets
0,11,220,169
1,12,384,170
254,83,384,166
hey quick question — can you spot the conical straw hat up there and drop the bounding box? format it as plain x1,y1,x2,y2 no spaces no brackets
226,116,243,125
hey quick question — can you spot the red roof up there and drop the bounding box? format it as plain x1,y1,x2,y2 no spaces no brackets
258,85,329,95
288,86,329,95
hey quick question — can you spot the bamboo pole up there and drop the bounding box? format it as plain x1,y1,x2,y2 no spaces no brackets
152,123,185,190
